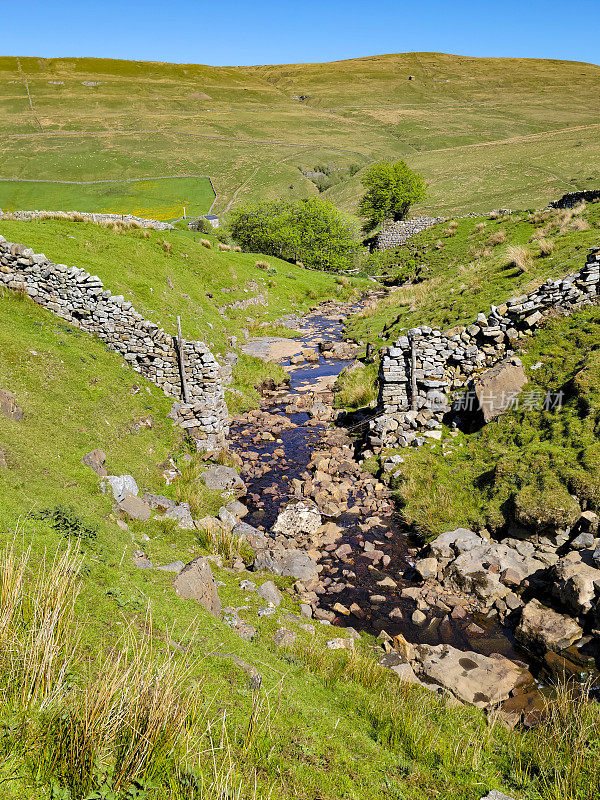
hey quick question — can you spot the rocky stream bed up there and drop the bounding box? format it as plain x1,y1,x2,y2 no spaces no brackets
228,296,600,726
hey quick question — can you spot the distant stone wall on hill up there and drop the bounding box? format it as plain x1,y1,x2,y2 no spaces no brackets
372,246,600,448
375,216,446,250
0,235,228,452
0,210,173,230
549,190,600,209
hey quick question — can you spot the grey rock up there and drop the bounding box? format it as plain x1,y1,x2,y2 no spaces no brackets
201,466,246,497
156,561,185,573
142,493,176,512
233,521,267,551
164,503,195,530
105,474,139,503
0,388,24,421
132,550,153,569
272,499,321,538
174,557,221,616
257,580,282,606
253,548,318,581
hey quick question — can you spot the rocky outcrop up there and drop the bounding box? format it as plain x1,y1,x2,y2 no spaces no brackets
0,235,228,453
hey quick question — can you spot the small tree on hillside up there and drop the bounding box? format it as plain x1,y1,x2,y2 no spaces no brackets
358,161,426,234
229,198,359,272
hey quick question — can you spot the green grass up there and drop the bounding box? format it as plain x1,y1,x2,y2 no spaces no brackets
1,53,600,219
0,176,215,221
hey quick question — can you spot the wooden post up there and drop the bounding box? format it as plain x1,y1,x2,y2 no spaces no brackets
410,336,417,411
176,315,190,403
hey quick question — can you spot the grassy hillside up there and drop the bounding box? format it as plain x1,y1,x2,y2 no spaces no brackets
0,216,365,410
0,176,215,220
2,226,600,800
1,53,599,218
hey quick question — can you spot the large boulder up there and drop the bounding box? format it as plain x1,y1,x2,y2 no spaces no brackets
272,500,321,539
254,548,318,582
414,644,532,708
552,549,600,615
201,466,246,497
0,388,23,421
174,557,221,616
516,598,583,654
257,580,282,606
473,359,527,423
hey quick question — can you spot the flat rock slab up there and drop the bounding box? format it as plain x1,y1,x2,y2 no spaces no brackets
241,337,302,362
415,644,532,708
118,492,151,522
174,557,221,616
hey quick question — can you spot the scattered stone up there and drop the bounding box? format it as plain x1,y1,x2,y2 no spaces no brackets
156,561,185,573
412,609,427,625
273,628,296,648
253,548,318,582
272,499,321,538
164,503,195,530
118,493,151,522
326,637,355,651
81,449,107,476
105,474,139,503
0,388,23,421
201,466,246,496
132,550,153,569
257,580,282,606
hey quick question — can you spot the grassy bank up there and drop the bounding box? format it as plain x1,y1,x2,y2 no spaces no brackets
0,216,365,410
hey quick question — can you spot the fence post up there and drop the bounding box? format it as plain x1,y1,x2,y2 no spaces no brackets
176,315,190,403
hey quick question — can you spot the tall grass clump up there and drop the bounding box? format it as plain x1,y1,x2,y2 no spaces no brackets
0,539,83,709
505,244,533,274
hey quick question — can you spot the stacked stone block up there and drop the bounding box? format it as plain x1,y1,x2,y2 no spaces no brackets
375,216,446,250
0,236,228,452
374,246,600,447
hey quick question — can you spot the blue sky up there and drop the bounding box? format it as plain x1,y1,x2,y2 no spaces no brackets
4,0,600,66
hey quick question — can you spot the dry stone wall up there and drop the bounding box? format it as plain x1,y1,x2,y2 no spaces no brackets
1,210,173,230
0,235,228,452
375,216,446,250
373,246,600,448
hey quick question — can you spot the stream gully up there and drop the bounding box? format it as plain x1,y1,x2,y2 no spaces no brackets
230,300,526,666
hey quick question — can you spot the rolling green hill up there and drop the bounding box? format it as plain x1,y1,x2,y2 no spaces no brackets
1,52,599,219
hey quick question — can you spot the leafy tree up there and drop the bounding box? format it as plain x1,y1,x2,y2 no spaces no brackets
358,161,426,233
229,198,360,271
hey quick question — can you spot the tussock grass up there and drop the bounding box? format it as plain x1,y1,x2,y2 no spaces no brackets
538,238,555,256
488,229,507,246
505,243,533,273
0,539,82,710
